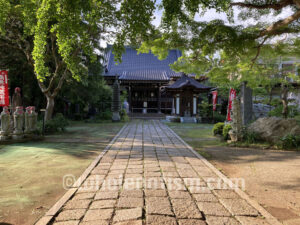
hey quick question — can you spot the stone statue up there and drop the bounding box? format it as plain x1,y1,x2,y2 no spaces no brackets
13,106,24,139
12,87,22,113
25,106,37,136
0,106,11,140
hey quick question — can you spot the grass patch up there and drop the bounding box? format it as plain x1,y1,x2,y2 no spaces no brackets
0,121,125,225
166,122,226,158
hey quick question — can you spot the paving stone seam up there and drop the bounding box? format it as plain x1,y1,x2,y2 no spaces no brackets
161,121,282,225
34,123,129,225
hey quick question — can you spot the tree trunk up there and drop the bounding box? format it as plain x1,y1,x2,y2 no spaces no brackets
45,96,55,121
268,87,273,105
281,84,289,119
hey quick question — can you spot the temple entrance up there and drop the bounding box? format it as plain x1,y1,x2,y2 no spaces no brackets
131,87,158,113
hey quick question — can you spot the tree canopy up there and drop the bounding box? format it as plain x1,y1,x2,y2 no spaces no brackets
138,0,300,76
0,0,156,120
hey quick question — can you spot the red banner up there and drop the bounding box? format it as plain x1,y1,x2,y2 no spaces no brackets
212,91,218,111
227,88,236,121
0,70,9,107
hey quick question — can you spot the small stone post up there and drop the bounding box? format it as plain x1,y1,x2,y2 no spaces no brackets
229,98,243,142
112,78,121,121
0,106,11,140
13,106,24,140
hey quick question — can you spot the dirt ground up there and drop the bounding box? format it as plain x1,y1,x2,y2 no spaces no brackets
168,122,300,225
203,146,300,225
0,121,124,225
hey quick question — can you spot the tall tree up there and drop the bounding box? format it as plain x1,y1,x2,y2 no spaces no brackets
139,0,300,63
0,0,156,120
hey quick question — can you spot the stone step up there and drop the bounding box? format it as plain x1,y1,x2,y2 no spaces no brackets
180,117,197,123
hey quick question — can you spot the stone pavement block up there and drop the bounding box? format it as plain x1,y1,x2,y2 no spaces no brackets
171,199,203,219
146,215,177,225
178,219,207,225
56,209,86,221
168,191,191,199
144,172,162,177
72,193,95,200
213,190,240,199
126,168,143,174
113,207,143,222
193,194,218,202
53,221,80,225
89,200,116,209
183,178,206,187
146,197,174,216
144,189,167,197
125,173,142,178
162,171,180,177
236,216,270,225
177,170,199,178
189,186,211,194
77,185,99,193
91,169,109,175
120,189,143,198
220,199,259,216
82,209,114,221
64,199,91,209
114,220,143,225
79,220,109,225
197,202,231,216
109,169,125,175
144,167,161,172
206,216,241,225
94,191,119,200
117,197,144,208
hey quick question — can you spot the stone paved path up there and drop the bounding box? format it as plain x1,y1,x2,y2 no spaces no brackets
37,120,280,225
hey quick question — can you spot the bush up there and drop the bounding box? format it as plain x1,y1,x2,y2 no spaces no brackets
222,124,232,140
277,134,300,149
120,109,130,122
96,110,112,120
40,113,69,134
213,112,226,123
242,129,259,144
212,122,224,136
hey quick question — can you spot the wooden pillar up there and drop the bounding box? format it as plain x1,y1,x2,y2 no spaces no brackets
158,85,161,113
193,94,197,116
172,97,175,115
128,85,132,113
176,94,180,115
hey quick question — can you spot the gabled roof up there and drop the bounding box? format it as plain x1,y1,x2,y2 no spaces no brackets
103,46,184,81
167,74,211,90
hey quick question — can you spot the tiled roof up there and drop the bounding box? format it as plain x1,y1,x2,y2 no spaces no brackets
103,46,184,81
167,74,211,90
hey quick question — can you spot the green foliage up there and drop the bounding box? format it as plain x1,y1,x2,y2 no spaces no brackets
213,112,226,123
212,122,224,136
242,129,259,144
39,113,69,134
222,124,232,140
268,105,299,118
199,101,213,118
120,109,130,122
96,110,112,121
277,134,300,150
